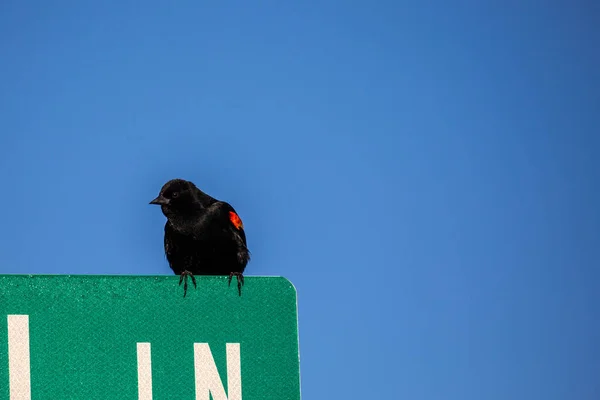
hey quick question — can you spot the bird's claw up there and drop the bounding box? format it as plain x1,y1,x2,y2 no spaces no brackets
228,272,244,296
179,270,197,297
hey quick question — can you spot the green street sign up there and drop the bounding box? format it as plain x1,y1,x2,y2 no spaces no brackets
0,275,301,400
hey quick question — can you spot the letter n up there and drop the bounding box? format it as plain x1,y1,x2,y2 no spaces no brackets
194,343,242,400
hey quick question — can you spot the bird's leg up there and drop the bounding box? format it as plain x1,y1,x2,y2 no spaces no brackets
178,270,197,297
228,272,245,296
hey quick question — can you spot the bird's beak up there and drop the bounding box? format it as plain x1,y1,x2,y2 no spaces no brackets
149,196,168,206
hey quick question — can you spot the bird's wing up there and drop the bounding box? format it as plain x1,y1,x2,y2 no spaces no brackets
193,201,250,264
222,203,251,265
226,208,247,244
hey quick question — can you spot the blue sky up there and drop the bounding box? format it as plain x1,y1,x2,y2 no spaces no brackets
1,1,599,399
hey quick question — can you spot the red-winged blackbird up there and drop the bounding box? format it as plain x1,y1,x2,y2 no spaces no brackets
150,178,250,297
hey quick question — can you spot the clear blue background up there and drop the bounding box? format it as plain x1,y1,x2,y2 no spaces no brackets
1,2,598,399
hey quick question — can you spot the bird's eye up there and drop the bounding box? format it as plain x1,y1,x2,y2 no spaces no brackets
171,192,179,198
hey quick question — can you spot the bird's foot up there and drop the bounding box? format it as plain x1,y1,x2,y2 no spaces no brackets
228,272,244,296
178,270,197,297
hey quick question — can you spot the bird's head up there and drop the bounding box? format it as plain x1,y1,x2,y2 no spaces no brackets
149,179,203,219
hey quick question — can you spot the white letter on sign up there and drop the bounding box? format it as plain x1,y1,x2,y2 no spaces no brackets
7,314,31,400
136,342,153,400
193,343,242,400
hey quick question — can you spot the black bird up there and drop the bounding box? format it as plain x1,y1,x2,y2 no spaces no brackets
149,178,250,297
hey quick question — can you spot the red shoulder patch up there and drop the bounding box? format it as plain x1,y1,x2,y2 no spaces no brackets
229,211,244,230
